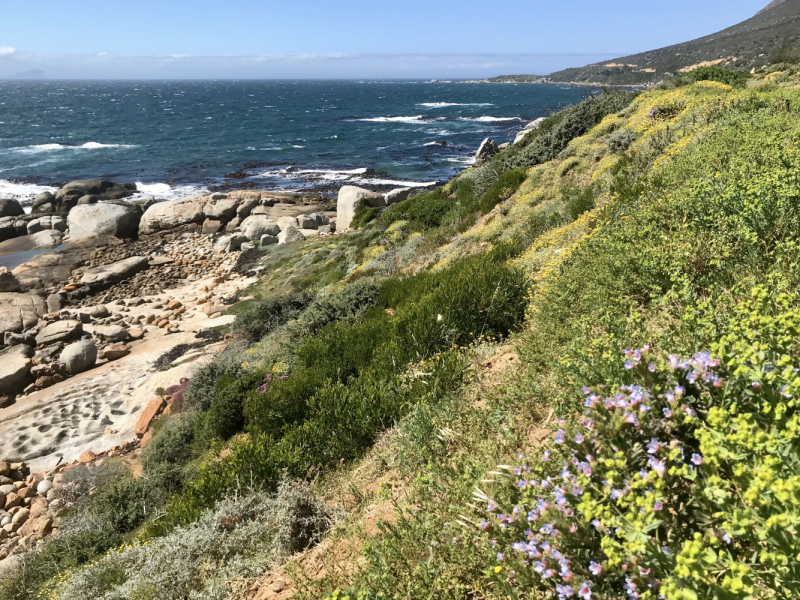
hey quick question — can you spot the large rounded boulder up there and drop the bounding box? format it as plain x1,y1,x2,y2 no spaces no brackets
60,339,97,375
139,197,206,235
0,199,24,218
241,215,280,241
67,203,142,240
336,186,384,231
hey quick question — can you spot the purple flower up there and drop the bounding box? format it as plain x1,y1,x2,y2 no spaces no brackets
517,480,528,489
647,439,661,454
654,500,663,512
488,499,498,512
572,485,584,496
648,457,666,477
534,561,545,573
582,386,591,395
555,430,566,444
662,408,673,418
591,519,603,530
674,386,685,399
479,519,490,530
723,532,732,544
557,584,575,598
543,450,551,461
589,561,602,576
610,489,624,500
648,363,656,372
578,582,592,599
497,553,506,561
575,433,585,444
691,453,703,466
624,360,634,370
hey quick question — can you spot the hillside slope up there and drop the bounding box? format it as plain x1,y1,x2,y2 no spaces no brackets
6,68,800,600
546,0,800,84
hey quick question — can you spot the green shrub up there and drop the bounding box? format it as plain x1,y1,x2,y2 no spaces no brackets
0,530,123,600
676,65,748,89
202,371,267,440
479,168,527,214
608,127,636,153
495,90,638,173
141,413,199,473
233,290,315,342
350,199,380,229
562,185,596,220
182,344,247,412
379,188,452,230
298,278,381,336
91,472,169,534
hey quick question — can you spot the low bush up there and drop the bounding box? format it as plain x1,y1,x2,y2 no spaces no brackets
50,481,335,600
480,168,527,214
379,188,452,230
233,290,315,342
608,128,636,153
350,199,380,229
562,185,596,221
676,65,748,89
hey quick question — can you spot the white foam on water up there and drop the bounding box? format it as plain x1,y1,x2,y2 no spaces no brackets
131,182,210,201
250,166,436,188
357,116,425,123
418,102,495,108
0,179,58,204
457,116,524,123
11,142,136,154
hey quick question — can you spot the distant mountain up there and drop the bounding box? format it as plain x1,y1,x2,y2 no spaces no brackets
543,0,800,85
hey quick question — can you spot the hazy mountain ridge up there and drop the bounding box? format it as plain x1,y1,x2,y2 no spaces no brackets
528,0,800,85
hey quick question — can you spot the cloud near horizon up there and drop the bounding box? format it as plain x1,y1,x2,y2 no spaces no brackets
0,49,616,79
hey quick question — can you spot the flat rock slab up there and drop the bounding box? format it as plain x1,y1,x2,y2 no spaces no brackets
80,256,149,291
0,293,46,335
35,320,82,346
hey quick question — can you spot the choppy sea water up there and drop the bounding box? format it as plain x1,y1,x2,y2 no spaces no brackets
0,80,588,203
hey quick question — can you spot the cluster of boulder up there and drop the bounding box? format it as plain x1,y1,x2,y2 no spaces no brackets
0,261,240,403
0,461,61,561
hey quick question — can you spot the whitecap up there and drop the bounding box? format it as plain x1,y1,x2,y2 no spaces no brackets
131,182,209,201
357,116,425,123
0,179,58,204
12,142,135,154
457,116,524,123
418,102,495,108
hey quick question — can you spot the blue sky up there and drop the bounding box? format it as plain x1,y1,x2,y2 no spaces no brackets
0,0,771,78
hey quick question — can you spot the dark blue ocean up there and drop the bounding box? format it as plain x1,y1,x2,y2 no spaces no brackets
0,80,588,203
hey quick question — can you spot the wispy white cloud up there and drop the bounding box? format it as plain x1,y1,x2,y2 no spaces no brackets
0,46,16,57
0,50,616,79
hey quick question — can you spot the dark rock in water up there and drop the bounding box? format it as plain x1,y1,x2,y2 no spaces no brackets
0,200,24,218
431,140,448,146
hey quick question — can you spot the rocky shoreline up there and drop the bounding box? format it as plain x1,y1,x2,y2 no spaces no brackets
0,128,527,563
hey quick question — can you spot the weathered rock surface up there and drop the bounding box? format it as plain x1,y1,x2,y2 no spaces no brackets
203,196,238,221
0,268,21,293
60,339,97,375
475,138,500,165
80,256,149,291
54,180,136,211
0,199,24,218
260,234,278,247
139,197,205,235
67,203,142,240
135,397,166,437
31,192,55,214
0,345,34,395
241,216,281,240
337,186,385,231
35,320,82,345
214,234,248,253
278,225,306,244
384,187,412,205
29,229,63,249
93,325,129,343
0,293,46,335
